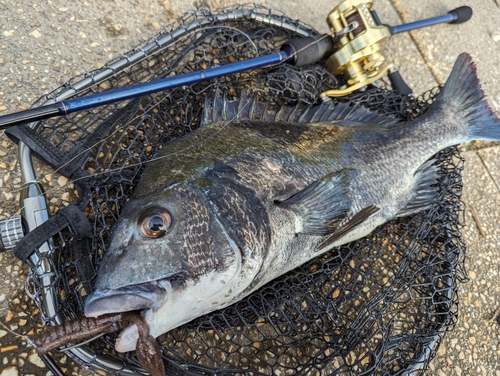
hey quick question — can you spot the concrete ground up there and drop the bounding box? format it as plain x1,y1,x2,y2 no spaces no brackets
0,0,499,375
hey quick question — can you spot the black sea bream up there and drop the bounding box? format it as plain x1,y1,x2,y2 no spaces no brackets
84,53,500,352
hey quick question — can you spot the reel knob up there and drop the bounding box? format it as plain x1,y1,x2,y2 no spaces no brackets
0,215,25,252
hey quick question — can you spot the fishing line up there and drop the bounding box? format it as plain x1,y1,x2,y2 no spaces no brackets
0,309,37,349
58,332,107,352
7,88,259,221
26,25,260,181
43,25,324,182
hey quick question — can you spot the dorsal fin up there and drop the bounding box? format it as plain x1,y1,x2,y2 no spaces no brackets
202,90,403,128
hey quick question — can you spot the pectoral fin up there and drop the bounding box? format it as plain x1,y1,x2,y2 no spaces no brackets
276,169,355,236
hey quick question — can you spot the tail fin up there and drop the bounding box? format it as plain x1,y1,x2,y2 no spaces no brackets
438,52,500,141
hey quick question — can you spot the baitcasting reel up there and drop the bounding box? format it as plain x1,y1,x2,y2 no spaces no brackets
299,0,472,97
321,0,472,97
325,0,392,94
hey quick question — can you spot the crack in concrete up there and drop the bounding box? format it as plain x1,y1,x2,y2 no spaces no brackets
475,149,500,195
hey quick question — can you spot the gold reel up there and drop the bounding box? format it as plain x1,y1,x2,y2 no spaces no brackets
321,0,393,98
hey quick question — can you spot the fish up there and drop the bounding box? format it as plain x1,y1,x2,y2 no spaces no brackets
84,53,500,352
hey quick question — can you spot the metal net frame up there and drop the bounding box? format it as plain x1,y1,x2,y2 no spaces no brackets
11,4,467,375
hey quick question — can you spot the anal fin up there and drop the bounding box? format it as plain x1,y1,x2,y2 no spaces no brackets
396,157,440,218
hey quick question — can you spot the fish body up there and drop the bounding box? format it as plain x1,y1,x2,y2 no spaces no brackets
84,53,500,352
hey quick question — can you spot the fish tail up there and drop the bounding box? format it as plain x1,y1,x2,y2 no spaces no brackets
437,52,500,141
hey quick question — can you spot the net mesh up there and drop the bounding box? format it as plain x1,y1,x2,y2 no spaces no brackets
17,4,466,375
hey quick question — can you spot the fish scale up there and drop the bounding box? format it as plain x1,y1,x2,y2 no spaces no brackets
178,185,216,278
204,170,270,259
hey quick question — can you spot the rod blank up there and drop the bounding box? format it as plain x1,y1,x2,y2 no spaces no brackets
0,49,294,130
390,6,472,34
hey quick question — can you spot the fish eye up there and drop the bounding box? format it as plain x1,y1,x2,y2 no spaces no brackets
138,208,172,238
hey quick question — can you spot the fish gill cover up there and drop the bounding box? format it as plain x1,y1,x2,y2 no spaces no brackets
11,4,466,375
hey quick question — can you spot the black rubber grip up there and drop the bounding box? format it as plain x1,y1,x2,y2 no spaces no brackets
449,6,472,24
388,69,413,96
0,104,63,130
282,34,335,67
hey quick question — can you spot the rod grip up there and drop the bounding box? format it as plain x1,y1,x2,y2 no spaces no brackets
282,34,335,67
0,104,64,130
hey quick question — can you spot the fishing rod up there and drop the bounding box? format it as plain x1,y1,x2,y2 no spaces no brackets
0,3,471,131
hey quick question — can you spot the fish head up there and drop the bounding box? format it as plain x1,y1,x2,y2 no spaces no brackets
84,182,244,351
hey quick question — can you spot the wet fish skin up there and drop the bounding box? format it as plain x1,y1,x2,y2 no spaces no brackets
84,53,500,352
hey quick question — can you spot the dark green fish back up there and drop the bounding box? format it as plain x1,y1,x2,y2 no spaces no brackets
134,94,404,199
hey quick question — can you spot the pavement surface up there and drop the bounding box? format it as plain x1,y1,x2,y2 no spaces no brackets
0,0,499,375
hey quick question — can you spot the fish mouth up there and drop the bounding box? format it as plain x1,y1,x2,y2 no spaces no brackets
84,278,172,318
